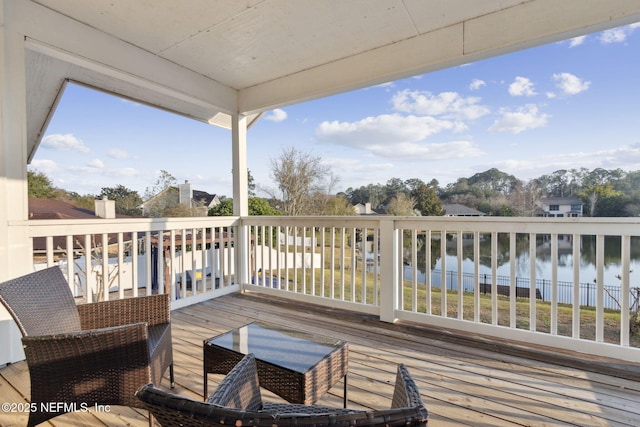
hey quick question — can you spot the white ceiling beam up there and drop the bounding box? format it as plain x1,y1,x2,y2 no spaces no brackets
239,0,640,115
465,0,640,56
239,24,464,115
9,0,238,115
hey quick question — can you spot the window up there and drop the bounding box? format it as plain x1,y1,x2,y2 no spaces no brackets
549,205,559,211
571,204,582,211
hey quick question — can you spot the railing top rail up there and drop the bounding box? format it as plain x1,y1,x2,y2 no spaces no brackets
17,216,240,238
16,214,640,238
393,216,640,235
240,216,383,228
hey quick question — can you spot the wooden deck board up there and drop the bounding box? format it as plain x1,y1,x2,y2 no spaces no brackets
1,292,639,426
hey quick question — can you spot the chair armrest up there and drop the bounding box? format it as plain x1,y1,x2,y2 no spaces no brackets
207,353,262,410
77,293,170,330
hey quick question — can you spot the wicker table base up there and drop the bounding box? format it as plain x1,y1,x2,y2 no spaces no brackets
204,321,348,407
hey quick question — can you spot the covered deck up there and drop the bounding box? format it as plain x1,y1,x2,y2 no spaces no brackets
2,292,639,426
3,2,640,425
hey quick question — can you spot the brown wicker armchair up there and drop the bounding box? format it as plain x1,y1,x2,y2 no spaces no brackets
136,353,428,427
0,266,174,427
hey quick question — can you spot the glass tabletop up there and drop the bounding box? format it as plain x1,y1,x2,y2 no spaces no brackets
206,321,344,373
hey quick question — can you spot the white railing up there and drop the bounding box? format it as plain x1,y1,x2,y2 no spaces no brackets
26,216,242,309
22,215,640,362
243,216,640,363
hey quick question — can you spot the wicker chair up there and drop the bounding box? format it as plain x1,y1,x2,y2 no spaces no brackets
0,266,174,427
136,353,428,427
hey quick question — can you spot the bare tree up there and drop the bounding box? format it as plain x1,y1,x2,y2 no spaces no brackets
268,147,331,216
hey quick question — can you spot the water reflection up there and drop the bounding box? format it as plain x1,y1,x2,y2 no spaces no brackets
395,233,640,309
405,233,640,287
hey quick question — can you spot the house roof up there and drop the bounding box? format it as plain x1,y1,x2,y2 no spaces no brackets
442,203,486,216
140,187,217,208
20,1,640,162
28,198,133,252
192,190,218,207
540,197,584,205
29,198,98,220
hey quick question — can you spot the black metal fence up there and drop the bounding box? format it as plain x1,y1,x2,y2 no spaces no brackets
406,266,640,311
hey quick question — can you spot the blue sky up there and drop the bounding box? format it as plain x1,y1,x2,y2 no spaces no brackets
32,22,640,199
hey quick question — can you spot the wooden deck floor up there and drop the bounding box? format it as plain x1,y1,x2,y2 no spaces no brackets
2,292,640,426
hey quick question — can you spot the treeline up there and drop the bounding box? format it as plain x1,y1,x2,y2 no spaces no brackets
345,167,640,217
29,165,640,218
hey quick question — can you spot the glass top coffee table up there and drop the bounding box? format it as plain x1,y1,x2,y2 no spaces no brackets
204,321,348,407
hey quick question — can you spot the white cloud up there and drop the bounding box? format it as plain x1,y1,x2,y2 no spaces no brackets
112,167,139,177
599,23,639,44
373,81,396,90
568,35,587,47
108,148,131,159
264,108,288,122
41,133,89,153
600,28,626,44
317,114,457,146
493,144,640,180
364,140,484,160
316,114,484,160
29,159,58,174
87,159,104,168
325,157,394,173
508,77,536,97
488,104,549,134
552,72,591,95
469,79,486,91
391,89,490,120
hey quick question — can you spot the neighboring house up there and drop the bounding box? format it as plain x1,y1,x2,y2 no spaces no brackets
442,204,486,217
536,197,584,217
353,202,376,215
140,181,220,216
29,197,126,257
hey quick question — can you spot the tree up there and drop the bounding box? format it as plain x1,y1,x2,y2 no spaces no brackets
249,197,281,216
99,185,143,216
580,182,622,216
143,170,179,217
209,197,282,216
466,168,519,197
385,193,416,216
247,169,257,197
322,194,356,216
269,147,331,216
68,193,97,210
28,170,61,198
410,182,444,216
209,198,234,216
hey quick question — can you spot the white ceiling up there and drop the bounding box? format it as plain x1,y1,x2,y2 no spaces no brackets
12,0,640,161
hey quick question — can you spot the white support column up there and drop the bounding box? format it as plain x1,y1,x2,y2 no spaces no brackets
1,0,31,280
0,0,29,364
232,114,250,285
232,114,248,216
379,218,400,323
